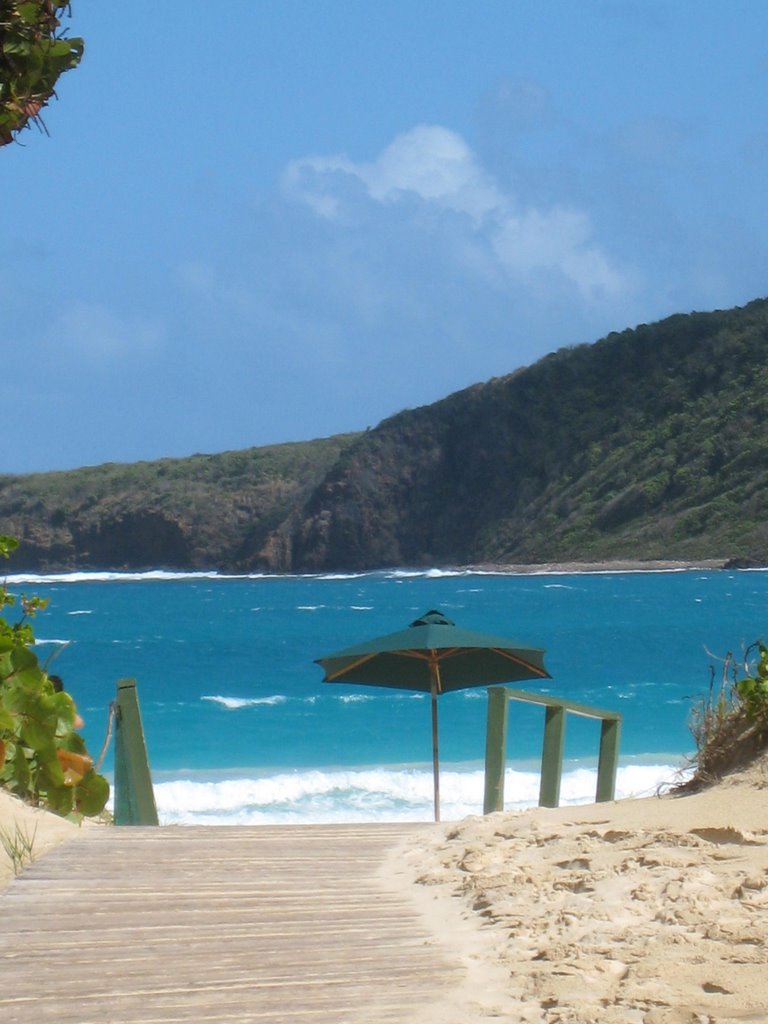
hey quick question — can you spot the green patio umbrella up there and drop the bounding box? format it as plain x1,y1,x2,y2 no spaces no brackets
315,609,550,821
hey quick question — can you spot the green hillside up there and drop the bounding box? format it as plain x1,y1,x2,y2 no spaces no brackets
276,298,768,569
0,436,359,570
3,298,768,572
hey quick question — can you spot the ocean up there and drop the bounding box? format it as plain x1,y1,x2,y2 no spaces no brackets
8,566,767,824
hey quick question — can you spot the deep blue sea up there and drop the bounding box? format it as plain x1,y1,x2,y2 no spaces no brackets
8,566,768,824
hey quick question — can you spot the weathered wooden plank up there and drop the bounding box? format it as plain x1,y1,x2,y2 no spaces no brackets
0,824,464,1024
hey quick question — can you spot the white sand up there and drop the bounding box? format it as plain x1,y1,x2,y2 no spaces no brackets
0,788,86,890
392,754,768,1023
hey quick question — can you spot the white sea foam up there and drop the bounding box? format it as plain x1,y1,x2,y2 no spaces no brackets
386,568,473,579
140,760,688,826
5,564,723,587
5,570,233,584
201,694,287,710
33,638,70,646
67,609,93,615
3,569,296,585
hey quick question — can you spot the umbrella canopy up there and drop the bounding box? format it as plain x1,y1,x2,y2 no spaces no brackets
315,609,550,821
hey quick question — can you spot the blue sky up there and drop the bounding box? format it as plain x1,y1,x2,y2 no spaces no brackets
3,1,768,474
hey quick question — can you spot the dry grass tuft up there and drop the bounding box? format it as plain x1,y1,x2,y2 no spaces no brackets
0,821,37,876
677,646,768,793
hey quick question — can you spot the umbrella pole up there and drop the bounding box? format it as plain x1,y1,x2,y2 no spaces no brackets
430,662,440,822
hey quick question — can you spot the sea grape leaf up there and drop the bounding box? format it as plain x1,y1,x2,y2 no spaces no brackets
75,772,109,817
51,690,76,729
45,784,73,816
20,718,56,757
10,645,39,673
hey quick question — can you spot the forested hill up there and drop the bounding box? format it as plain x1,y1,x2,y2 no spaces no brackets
3,297,768,572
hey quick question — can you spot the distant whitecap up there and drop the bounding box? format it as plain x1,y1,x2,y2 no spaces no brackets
201,694,287,710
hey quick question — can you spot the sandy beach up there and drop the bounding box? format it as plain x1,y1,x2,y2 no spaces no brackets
392,754,768,1024
4,755,768,1022
0,788,87,891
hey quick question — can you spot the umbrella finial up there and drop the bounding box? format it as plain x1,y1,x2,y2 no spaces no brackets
410,610,455,628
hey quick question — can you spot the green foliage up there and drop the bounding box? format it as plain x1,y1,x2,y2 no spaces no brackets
0,535,109,817
281,297,768,570
0,0,83,146
735,641,768,720
0,434,360,572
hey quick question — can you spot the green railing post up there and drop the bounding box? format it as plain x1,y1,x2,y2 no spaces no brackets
596,717,621,802
113,678,159,826
483,687,509,814
539,705,566,808
483,686,622,815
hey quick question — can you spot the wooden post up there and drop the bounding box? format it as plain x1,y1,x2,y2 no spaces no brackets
431,687,440,823
596,717,621,802
429,659,443,823
113,678,159,826
539,705,565,808
483,687,508,814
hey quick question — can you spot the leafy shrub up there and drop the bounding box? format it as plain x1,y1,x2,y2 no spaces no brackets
735,642,768,719
0,535,109,816
0,1,84,146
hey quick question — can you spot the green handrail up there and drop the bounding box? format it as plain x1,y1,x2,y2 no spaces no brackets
483,686,622,814
113,678,159,826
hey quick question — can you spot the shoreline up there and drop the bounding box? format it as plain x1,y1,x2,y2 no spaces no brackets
467,557,730,575
5,556,738,584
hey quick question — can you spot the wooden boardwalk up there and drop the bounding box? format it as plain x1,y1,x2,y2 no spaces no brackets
0,824,468,1024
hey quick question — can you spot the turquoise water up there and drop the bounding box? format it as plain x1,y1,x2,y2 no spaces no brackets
10,566,767,823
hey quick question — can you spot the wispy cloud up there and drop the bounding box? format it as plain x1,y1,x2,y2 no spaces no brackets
282,124,635,302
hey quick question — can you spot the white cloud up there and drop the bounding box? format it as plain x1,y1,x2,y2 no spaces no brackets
282,125,501,222
492,207,629,299
359,126,503,219
282,124,633,302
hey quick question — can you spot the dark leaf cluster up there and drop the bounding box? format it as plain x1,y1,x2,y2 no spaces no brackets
0,1,82,145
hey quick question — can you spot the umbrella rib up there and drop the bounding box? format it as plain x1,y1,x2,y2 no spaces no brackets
323,652,378,680
428,643,552,675
489,647,549,677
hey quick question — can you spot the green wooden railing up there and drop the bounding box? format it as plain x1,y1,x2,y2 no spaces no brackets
483,686,622,814
113,678,159,826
